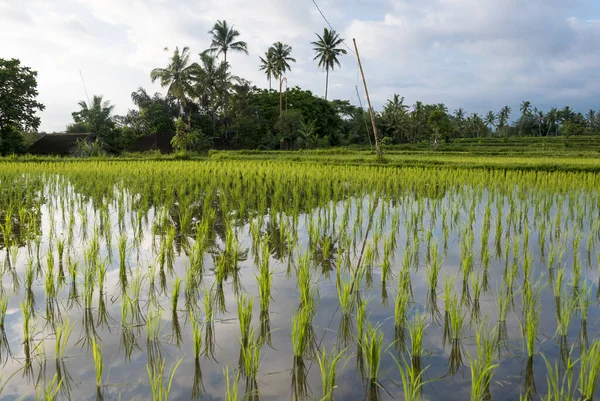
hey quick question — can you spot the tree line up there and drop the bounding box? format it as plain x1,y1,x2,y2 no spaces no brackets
1,20,599,155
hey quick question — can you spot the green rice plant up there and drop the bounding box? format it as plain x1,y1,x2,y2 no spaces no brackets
21,301,32,344
337,278,353,315
522,295,540,358
361,323,384,384
146,357,184,401
426,240,442,311
91,337,103,388
407,311,427,362
297,254,312,307
118,234,128,289
36,373,62,401
54,316,74,360
256,256,273,313
357,298,368,343
467,323,498,401
393,353,428,401
237,294,253,349
579,340,600,401
240,328,261,379
171,276,181,314
316,346,347,401
579,279,591,347
223,366,240,401
189,312,202,360
470,271,483,324
542,351,576,401
0,293,7,330
291,303,316,358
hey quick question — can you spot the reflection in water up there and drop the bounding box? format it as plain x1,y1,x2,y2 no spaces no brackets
0,164,598,401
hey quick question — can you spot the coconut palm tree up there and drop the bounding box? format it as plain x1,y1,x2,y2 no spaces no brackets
206,20,248,68
484,111,496,135
519,101,532,136
150,46,197,114
311,28,347,100
259,51,276,90
206,20,248,123
269,42,296,114
270,42,296,78
191,53,228,135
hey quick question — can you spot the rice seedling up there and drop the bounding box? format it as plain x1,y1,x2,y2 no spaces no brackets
393,353,429,401
55,316,74,360
256,244,273,313
146,357,184,401
407,311,427,373
523,293,540,359
291,303,316,359
36,373,62,401
361,322,384,385
316,346,347,401
542,350,576,401
240,328,261,379
467,323,498,401
223,366,240,401
237,294,253,349
579,340,600,401
91,337,103,388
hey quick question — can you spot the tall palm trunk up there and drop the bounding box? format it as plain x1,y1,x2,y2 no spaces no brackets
269,77,272,91
325,67,329,100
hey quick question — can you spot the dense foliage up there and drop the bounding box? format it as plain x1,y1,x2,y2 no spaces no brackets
0,59,45,154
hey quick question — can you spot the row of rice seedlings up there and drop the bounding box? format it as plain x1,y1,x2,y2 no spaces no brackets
240,328,262,380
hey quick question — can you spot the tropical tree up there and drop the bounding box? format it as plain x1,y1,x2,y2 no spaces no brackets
191,53,228,135
519,101,532,136
71,95,119,152
497,106,511,135
206,20,248,68
380,94,409,142
484,111,496,135
150,47,197,114
206,20,248,122
269,42,296,114
311,28,347,100
259,51,276,90
0,58,45,154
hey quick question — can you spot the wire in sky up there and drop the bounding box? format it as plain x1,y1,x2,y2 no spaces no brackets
311,0,356,54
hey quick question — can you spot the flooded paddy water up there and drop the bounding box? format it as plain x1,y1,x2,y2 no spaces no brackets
0,160,599,401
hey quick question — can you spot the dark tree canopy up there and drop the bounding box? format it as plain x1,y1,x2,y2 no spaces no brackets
0,59,45,132
0,58,45,154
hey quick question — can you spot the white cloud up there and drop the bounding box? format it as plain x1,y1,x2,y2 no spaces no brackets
1,0,599,131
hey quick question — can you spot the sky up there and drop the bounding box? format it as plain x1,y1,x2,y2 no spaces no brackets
1,0,599,132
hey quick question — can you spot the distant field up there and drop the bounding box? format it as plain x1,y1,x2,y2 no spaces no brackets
9,135,600,172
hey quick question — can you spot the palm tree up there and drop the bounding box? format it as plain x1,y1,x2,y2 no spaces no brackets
519,101,531,136
72,95,117,150
259,51,276,90
269,42,296,114
311,28,347,100
206,20,248,123
150,47,197,114
206,20,248,68
270,42,296,78
191,53,228,135
484,111,496,136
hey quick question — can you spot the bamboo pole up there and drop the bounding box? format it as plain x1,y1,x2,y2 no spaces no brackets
353,38,382,159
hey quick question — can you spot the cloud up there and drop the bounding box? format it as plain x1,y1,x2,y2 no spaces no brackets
1,0,598,131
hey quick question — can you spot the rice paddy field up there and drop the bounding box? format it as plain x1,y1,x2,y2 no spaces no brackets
0,159,600,400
